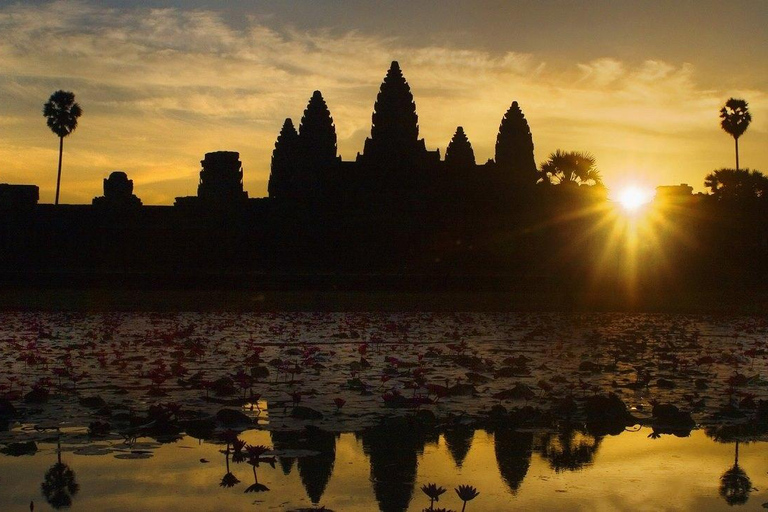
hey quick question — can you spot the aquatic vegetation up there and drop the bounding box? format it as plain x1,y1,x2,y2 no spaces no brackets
421,482,447,509
455,485,480,511
0,312,767,508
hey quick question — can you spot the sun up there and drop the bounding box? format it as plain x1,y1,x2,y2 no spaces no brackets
617,186,654,212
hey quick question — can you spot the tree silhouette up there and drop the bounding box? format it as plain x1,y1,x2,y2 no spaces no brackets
43,91,82,206
494,101,537,186
537,428,601,472
538,150,602,187
41,435,79,509
719,441,751,506
720,98,751,171
704,168,768,202
445,127,476,170
268,118,300,199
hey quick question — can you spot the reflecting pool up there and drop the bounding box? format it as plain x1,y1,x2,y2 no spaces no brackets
1,312,767,510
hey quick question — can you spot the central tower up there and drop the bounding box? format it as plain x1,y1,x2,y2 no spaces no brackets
359,61,424,169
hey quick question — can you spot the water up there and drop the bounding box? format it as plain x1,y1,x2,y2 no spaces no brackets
1,312,767,510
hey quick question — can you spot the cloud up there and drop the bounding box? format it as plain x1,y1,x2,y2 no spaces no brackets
0,1,765,204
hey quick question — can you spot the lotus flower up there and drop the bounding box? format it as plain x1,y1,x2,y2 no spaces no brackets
421,483,447,509
455,485,479,511
220,472,240,488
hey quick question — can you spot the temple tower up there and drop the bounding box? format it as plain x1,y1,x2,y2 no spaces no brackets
445,126,476,170
197,151,248,204
360,61,424,168
494,101,537,187
268,118,299,199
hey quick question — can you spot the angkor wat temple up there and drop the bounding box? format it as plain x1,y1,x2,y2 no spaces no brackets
0,62,765,302
265,61,537,207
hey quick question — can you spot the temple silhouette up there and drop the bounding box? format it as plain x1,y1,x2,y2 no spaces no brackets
265,62,535,206
0,61,766,304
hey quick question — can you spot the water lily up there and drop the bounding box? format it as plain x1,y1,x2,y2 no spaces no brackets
455,485,480,511
421,483,447,510
219,472,240,488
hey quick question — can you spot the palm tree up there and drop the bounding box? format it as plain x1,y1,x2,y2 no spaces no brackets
719,441,751,506
41,434,79,509
720,98,751,171
43,91,82,205
704,168,768,202
538,150,602,186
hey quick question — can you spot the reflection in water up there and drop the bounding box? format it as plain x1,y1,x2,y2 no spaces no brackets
297,430,336,504
40,434,79,509
493,428,533,495
271,427,337,505
0,426,766,510
443,425,474,468
219,441,241,488
537,427,601,472
361,416,438,512
719,441,751,506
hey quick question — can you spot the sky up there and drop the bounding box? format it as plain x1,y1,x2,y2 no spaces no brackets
1,0,766,205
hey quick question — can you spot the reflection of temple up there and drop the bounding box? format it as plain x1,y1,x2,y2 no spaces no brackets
444,425,475,468
494,428,533,495
360,416,439,512
270,428,337,505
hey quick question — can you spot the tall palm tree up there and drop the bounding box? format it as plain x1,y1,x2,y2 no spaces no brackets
719,441,751,506
538,150,602,186
43,91,82,205
720,98,751,171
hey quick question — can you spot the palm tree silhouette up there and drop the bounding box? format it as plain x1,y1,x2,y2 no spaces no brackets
43,91,82,205
41,435,79,509
720,98,751,171
704,168,768,202
719,441,751,506
538,150,602,186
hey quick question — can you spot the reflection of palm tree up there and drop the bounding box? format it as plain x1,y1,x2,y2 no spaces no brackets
493,429,533,494
720,98,751,171
41,437,79,509
43,91,82,206
537,429,601,472
719,441,751,506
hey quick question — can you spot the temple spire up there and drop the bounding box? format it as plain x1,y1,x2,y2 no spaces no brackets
362,61,421,167
299,91,337,165
370,61,419,144
445,126,476,169
495,101,537,186
268,118,299,198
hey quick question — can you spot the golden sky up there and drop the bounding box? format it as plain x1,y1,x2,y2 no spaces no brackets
1,1,766,204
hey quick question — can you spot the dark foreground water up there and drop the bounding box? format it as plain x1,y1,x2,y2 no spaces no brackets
1,312,767,511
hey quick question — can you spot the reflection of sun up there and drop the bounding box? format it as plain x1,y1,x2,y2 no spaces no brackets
618,186,654,212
